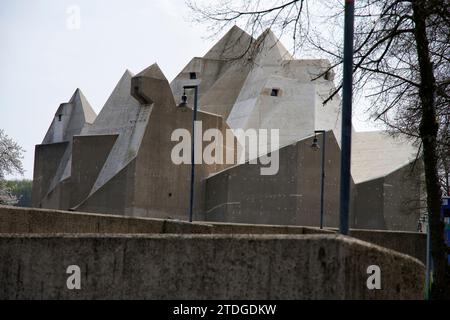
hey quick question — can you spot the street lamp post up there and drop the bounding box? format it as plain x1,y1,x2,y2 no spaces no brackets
178,85,199,223
311,130,326,229
339,0,355,235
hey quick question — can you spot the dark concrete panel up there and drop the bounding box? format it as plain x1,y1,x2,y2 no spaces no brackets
76,161,136,216
354,162,423,232
383,163,423,231
32,142,68,208
70,134,118,208
205,131,343,227
354,178,386,230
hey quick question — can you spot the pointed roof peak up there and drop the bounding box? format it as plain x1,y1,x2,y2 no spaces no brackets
253,28,293,63
256,28,280,44
135,63,167,80
123,69,134,78
229,24,247,34
69,88,82,101
204,25,254,60
70,87,89,102
68,88,97,124
108,69,134,91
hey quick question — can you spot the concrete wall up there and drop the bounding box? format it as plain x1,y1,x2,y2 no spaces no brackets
0,206,426,263
35,65,234,220
383,162,423,231
0,234,424,300
0,206,334,236
348,229,426,264
353,162,423,232
33,89,96,211
129,65,233,220
70,134,118,208
32,142,68,208
353,177,386,229
75,160,136,216
0,206,211,235
205,132,348,228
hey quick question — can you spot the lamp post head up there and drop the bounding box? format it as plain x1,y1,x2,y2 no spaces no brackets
177,91,189,110
310,137,320,151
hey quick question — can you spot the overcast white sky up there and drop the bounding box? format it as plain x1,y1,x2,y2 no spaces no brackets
0,0,378,180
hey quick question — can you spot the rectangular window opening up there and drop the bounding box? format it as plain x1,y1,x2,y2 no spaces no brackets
271,88,280,97
189,72,197,80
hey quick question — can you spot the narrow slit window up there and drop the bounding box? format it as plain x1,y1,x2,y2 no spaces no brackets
58,114,62,122
189,72,197,80
271,88,279,97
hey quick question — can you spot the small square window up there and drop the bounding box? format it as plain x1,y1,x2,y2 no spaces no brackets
270,89,279,97
189,72,197,80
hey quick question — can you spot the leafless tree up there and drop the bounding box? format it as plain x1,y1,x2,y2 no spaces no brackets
0,129,24,205
189,0,450,298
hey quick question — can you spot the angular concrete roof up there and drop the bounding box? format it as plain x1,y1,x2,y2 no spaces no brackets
87,69,152,196
172,27,343,151
204,25,254,60
253,29,293,65
42,88,96,144
35,26,420,214
351,131,418,184
42,88,97,195
172,26,416,181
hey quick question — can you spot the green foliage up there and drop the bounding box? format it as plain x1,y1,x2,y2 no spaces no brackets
4,179,32,207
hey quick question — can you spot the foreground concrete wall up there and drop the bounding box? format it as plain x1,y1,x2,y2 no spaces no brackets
0,206,333,236
348,229,426,264
0,206,426,262
0,206,211,235
0,234,424,300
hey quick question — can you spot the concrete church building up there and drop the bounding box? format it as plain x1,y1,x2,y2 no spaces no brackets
32,26,423,231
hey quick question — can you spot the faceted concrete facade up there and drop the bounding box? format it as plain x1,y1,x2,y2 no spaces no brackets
171,27,343,149
33,64,232,220
33,27,422,231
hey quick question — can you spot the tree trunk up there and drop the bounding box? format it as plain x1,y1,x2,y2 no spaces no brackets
412,0,449,299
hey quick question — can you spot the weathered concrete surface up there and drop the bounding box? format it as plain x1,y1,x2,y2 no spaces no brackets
0,234,424,300
33,89,97,209
171,26,254,116
33,26,422,233
0,206,211,235
128,64,233,220
0,206,426,263
32,142,69,208
205,131,353,228
206,221,335,235
353,161,423,231
0,206,332,236
348,229,426,264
